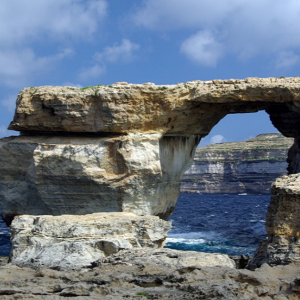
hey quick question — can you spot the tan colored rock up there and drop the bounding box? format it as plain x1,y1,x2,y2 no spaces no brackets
8,77,300,135
249,174,300,268
0,134,199,222
10,212,171,270
5,77,300,271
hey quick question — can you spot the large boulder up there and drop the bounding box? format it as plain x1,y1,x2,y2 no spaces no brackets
10,212,172,270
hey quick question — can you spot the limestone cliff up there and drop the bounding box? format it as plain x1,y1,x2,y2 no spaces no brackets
3,77,300,269
249,174,300,268
8,77,300,136
181,133,294,194
0,134,199,224
3,77,300,223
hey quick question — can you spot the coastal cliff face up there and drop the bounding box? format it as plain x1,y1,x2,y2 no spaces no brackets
248,174,300,269
0,134,199,224
181,134,294,194
2,77,300,269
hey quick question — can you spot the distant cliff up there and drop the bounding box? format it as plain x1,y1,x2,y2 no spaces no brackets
181,134,294,194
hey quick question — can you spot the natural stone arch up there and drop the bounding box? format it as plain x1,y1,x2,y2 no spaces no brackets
2,77,300,267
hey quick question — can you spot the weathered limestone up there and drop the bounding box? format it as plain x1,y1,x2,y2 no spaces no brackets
249,174,300,268
3,77,300,269
3,77,300,223
181,133,293,194
10,212,171,270
8,77,300,136
0,134,199,224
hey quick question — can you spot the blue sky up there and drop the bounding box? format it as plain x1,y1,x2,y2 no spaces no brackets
1,0,300,146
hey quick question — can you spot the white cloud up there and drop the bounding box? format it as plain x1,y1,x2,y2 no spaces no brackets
133,0,237,30
180,31,223,66
78,64,106,81
94,39,140,63
0,48,73,88
0,1,107,89
133,0,300,68
210,134,226,144
0,0,107,45
79,39,140,82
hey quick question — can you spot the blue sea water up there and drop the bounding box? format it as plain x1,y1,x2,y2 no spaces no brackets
165,193,269,256
0,217,11,257
0,193,269,257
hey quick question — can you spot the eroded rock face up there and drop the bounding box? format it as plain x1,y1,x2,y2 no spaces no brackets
0,134,199,223
10,212,171,270
8,77,300,136
3,77,300,269
249,174,300,268
182,134,293,194
3,77,300,223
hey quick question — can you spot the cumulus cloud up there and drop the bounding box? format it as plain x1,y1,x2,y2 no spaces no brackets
94,39,140,63
0,0,107,45
0,48,73,88
79,39,140,81
210,134,227,144
78,64,106,81
181,31,223,66
0,1,107,89
133,0,300,68
133,0,235,30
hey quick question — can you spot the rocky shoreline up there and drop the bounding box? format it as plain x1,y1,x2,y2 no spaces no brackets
0,249,300,299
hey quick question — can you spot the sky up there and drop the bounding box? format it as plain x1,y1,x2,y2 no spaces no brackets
1,0,300,146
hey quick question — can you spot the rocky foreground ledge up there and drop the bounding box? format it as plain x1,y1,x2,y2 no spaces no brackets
0,250,300,299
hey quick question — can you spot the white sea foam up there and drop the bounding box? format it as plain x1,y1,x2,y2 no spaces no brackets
166,237,206,245
166,231,220,245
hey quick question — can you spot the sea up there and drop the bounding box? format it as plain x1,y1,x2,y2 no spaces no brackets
0,193,269,257
165,193,269,256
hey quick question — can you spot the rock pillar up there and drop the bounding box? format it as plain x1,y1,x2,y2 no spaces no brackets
249,174,300,268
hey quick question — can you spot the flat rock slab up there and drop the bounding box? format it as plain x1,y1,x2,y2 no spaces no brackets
9,77,300,135
10,212,172,270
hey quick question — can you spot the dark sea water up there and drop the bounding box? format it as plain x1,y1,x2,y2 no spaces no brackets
166,193,270,256
0,216,11,256
0,193,270,257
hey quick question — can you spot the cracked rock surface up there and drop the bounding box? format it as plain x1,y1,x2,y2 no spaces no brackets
0,249,300,299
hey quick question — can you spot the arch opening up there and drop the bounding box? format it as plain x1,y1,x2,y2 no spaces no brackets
165,110,294,257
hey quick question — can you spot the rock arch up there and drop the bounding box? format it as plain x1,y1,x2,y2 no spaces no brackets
2,77,300,267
